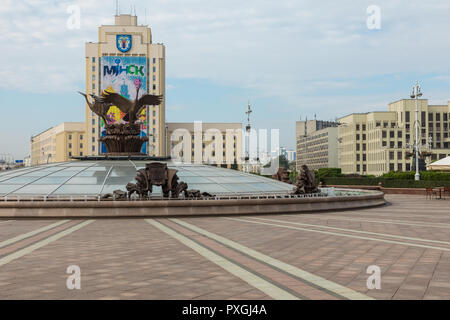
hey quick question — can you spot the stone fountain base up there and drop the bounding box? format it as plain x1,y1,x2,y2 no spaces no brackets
99,123,148,155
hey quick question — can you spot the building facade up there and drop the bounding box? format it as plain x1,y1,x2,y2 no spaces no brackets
30,122,85,166
167,122,243,169
338,99,450,175
296,120,339,171
85,14,166,156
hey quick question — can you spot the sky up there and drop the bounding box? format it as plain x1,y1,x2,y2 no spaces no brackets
1,0,450,160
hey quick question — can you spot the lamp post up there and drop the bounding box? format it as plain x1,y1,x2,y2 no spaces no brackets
410,81,423,181
244,101,252,173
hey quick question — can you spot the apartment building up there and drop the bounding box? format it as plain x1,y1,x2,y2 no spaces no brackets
338,99,450,175
296,120,339,171
30,122,85,166
167,122,243,169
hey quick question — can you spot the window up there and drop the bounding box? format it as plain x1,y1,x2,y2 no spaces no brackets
390,131,395,138
153,84,156,90
382,131,387,138
92,119,95,125
389,151,394,160
153,58,156,64
69,152,72,157
405,111,410,122
376,122,381,127
357,165,360,172
362,124,366,131
356,154,360,161
406,163,410,171
389,163,395,171
436,113,441,121
363,144,366,151
68,143,72,149
92,57,95,63
356,144,360,151
153,67,156,72
398,131,402,138
398,152,402,160
80,152,83,156
153,110,156,117
363,164,367,172
362,154,366,161
398,163,403,171
68,135,72,140
444,113,448,122
80,143,83,148
428,113,433,121
390,141,395,148
92,137,95,142
92,128,95,133
92,83,95,90
362,134,366,140
356,134,360,140
92,75,95,81
382,141,387,147
421,112,426,127
398,141,402,148
356,124,360,130
92,146,95,151
80,135,83,140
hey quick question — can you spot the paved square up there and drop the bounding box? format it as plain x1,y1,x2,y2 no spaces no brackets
0,194,449,300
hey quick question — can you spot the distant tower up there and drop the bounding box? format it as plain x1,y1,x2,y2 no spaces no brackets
245,101,252,133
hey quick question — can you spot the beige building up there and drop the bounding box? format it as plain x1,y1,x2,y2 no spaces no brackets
296,120,339,171
30,122,85,166
338,99,450,175
167,122,243,169
85,14,166,156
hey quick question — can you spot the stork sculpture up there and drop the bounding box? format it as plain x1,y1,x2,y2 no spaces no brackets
99,79,163,123
78,92,112,124
78,79,163,155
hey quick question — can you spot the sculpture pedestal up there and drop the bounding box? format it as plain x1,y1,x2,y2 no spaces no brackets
99,123,148,155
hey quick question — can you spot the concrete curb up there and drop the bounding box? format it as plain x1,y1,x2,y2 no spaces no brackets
0,190,385,218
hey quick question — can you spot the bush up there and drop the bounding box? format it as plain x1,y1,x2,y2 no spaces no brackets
323,177,450,188
381,171,450,181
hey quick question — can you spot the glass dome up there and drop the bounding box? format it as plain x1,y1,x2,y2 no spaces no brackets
0,160,294,199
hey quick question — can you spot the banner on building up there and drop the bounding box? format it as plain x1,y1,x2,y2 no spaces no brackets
100,56,148,154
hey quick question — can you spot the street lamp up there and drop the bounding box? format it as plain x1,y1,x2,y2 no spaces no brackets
410,81,423,181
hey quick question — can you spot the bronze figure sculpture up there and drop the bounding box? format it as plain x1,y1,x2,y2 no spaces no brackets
293,164,319,194
272,168,291,183
126,168,150,199
123,162,215,200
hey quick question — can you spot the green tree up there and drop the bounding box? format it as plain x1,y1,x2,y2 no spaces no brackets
278,155,289,169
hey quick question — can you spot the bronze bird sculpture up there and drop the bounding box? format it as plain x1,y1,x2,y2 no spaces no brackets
78,91,112,124
100,79,163,123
